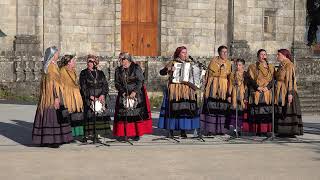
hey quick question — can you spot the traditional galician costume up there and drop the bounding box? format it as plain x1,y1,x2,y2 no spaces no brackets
158,46,200,138
59,55,84,138
79,55,111,138
32,46,73,148
226,59,249,134
113,52,152,141
274,49,303,136
247,50,275,135
201,54,232,135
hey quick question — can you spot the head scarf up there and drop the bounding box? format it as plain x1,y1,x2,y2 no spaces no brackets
43,46,58,74
118,52,133,62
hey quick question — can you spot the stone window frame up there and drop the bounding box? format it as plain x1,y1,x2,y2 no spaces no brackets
263,8,277,41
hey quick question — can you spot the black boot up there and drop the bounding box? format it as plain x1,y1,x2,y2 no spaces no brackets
180,130,187,138
132,136,140,141
168,130,174,138
48,143,60,148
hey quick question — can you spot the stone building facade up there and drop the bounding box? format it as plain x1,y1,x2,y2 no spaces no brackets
0,0,311,58
0,0,319,114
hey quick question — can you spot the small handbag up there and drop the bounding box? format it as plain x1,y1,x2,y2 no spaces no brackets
123,96,138,109
56,106,71,124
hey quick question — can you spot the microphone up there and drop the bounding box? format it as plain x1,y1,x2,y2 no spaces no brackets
264,58,270,70
188,55,195,62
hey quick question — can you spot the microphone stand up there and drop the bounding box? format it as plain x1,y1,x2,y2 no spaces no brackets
93,66,97,144
122,68,133,145
188,56,205,142
152,87,180,143
262,65,277,142
234,76,239,138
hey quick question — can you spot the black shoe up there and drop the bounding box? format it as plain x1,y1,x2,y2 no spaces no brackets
81,137,88,143
168,130,174,138
132,136,140,141
48,144,60,148
180,130,187,138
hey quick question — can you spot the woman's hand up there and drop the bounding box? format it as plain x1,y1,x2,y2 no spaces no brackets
167,66,175,72
227,97,231,103
54,98,60,109
90,96,95,101
129,91,136,99
257,87,263,92
288,94,293,104
263,87,269,92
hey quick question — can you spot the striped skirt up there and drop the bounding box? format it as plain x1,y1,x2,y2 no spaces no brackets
32,107,73,145
201,98,229,135
158,90,200,130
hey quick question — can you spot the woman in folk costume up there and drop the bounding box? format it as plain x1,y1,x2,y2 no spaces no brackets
226,59,250,134
158,46,200,138
247,49,275,136
79,55,111,139
32,46,73,148
59,55,84,138
275,49,303,137
113,52,152,141
201,45,232,135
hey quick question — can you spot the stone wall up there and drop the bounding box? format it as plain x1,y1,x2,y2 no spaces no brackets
0,0,17,51
0,0,310,58
0,53,319,114
0,54,210,96
56,0,120,56
231,0,308,62
160,0,229,56
0,0,121,56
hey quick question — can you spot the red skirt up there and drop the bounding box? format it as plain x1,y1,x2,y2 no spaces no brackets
244,102,272,134
113,85,153,137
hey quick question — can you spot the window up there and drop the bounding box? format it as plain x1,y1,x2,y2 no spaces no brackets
263,9,276,41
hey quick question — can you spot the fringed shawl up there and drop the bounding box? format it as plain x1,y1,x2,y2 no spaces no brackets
38,63,63,112
248,62,274,105
60,66,84,113
204,56,232,100
229,71,247,109
275,59,297,106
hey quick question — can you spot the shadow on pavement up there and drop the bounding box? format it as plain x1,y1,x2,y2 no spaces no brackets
0,120,34,146
304,122,320,135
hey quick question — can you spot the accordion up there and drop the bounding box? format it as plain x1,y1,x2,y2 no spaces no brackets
172,62,206,89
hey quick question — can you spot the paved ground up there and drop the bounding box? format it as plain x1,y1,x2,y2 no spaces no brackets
0,104,319,180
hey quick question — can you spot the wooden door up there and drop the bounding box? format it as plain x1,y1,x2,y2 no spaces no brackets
121,0,158,56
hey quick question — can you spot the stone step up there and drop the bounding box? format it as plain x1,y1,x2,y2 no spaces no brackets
300,98,320,103
299,94,320,98
301,109,320,115
297,89,314,94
